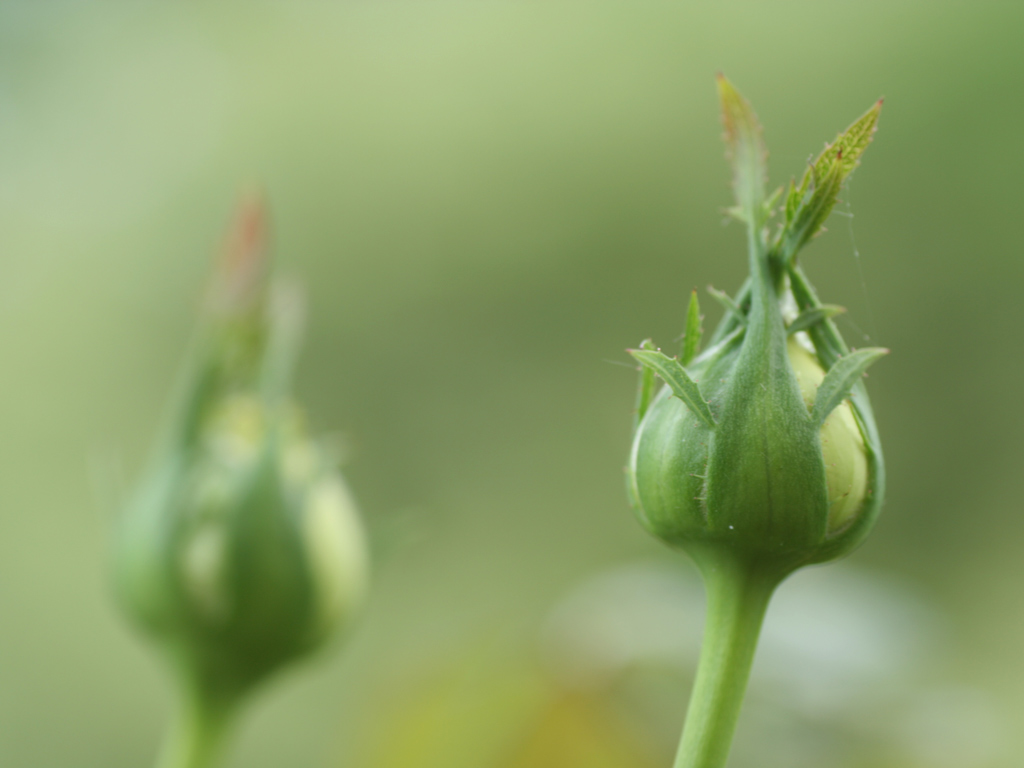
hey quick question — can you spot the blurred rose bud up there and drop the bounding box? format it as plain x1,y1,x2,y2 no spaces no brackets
113,197,368,712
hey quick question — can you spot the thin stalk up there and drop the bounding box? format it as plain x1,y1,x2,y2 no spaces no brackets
673,554,781,768
155,686,236,768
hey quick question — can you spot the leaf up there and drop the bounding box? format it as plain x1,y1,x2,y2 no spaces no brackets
777,99,883,263
779,157,844,261
633,339,657,429
786,265,848,370
723,205,746,223
811,347,888,427
706,277,751,346
803,99,883,195
764,185,783,213
787,304,846,336
717,74,767,226
627,348,716,429
784,179,800,225
707,285,746,324
681,290,702,365
260,281,306,407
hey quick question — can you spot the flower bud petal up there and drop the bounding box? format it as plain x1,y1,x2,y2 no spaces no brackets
787,338,869,533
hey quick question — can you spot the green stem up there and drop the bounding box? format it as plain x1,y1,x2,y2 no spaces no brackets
673,554,781,768
154,687,236,768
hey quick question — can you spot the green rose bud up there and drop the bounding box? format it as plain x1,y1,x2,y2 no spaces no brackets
112,198,368,767
627,314,883,570
627,79,886,575
623,78,887,768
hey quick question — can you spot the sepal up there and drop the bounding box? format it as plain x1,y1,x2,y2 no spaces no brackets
681,290,703,365
775,99,882,264
627,348,716,430
717,75,767,227
811,347,888,427
787,304,845,336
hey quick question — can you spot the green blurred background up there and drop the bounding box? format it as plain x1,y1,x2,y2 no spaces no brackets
1,3,1022,767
